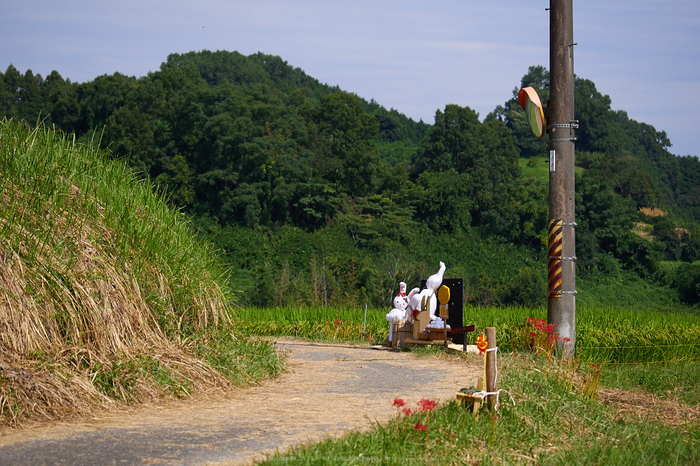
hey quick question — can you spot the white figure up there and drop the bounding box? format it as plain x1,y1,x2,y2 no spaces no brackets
407,262,446,321
425,261,446,292
386,295,409,341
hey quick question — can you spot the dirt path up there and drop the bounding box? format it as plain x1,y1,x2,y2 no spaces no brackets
0,339,479,465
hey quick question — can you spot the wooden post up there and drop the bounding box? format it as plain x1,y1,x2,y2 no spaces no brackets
412,311,431,340
485,327,497,409
438,285,451,349
443,313,448,349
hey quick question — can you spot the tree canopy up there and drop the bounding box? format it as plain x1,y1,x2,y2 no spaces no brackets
3,53,700,308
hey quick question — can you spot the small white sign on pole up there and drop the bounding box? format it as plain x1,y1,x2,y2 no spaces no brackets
549,150,556,172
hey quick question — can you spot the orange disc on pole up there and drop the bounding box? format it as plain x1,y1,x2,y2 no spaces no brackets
518,87,546,138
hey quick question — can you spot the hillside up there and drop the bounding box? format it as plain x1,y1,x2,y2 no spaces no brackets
0,119,282,426
2,51,700,311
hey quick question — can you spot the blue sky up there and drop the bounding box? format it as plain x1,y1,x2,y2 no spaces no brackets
2,1,698,157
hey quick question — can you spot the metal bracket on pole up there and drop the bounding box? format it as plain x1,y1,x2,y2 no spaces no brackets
550,137,577,142
562,256,577,262
561,290,577,295
547,122,579,130
562,222,578,228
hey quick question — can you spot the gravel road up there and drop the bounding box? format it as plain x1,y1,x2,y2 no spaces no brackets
0,339,479,465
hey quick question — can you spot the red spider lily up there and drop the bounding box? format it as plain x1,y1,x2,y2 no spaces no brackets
402,407,413,416
392,397,406,408
334,318,341,325
414,423,428,431
418,398,437,412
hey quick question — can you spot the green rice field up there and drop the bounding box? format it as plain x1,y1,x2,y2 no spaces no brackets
232,305,700,364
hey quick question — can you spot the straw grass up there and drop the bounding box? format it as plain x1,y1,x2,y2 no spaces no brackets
0,119,275,426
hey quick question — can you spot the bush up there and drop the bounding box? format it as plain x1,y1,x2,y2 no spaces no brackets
673,263,700,305
502,268,546,308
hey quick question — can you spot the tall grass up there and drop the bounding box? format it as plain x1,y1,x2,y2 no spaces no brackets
0,119,278,425
233,306,388,342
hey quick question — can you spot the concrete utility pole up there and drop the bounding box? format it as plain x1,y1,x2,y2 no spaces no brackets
547,0,576,357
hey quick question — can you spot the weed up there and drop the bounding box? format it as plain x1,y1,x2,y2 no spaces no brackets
92,360,139,401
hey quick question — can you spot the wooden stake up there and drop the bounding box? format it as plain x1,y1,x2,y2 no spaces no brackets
485,327,497,409
438,285,451,350
443,312,447,349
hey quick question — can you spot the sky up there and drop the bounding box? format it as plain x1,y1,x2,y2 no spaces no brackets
2,1,699,157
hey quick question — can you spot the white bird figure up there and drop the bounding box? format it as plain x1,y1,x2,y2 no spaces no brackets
425,261,446,292
408,262,446,320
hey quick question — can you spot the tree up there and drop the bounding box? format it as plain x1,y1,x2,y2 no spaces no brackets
307,92,385,198
414,104,521,237
1,65,22,118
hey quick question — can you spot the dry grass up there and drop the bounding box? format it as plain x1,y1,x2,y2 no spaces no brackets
599,388,700,427
639,207,668,217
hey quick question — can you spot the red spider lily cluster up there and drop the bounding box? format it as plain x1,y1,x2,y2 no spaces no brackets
391,397,438,449
582,362,604,400
417,398,437,412
527,317,555,335
392,398,414,416
392,397,406,408
514,317,567,355
391,397,437,413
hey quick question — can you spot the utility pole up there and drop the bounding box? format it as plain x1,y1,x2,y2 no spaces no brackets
547,0,576,357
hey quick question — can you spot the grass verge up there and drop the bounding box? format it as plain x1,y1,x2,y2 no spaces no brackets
260,352,700,465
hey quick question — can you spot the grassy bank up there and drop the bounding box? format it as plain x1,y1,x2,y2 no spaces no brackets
0,119,283,426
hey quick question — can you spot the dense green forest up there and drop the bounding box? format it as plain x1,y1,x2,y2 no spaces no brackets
3,50,700,310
